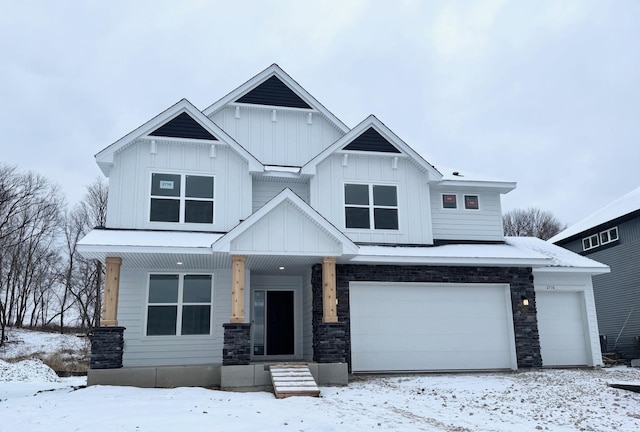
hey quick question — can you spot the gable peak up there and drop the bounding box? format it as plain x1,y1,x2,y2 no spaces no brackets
149,111,218,141
235,74,312,109
342,126,401,153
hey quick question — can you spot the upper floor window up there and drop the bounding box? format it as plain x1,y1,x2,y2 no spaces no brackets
442,194,457,209
442,193,480,210
582,226,618,251
464,195,479,210
146,274,213,336
150,173,214,223
345,183,398,230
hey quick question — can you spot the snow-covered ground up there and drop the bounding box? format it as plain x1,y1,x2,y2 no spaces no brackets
0,327,89,360
2,329,640,431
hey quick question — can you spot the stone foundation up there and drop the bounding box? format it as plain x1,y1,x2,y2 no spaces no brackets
222,323,251,365
89,326,125,369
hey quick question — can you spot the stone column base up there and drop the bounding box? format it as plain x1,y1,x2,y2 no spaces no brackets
89,326,125,369
223,323,251,365
314,322,347,363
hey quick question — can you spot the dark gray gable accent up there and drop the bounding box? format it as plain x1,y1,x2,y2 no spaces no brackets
235,76,312,109
342,127,401,153
149,112,218,140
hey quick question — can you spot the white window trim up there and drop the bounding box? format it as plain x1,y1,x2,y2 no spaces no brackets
464,194,480,211
441,193,481,211
441,193,458,210
582,226,619,251
601,227,619,245
149,171,216,225
343,182,400,231
144,272,214,337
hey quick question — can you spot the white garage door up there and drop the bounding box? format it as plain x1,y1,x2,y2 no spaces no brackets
349,282,517,372
536,290,589,366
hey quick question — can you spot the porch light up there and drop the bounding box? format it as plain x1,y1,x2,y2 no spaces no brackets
279,266,285,270
176,261,183,266
521,296,529,306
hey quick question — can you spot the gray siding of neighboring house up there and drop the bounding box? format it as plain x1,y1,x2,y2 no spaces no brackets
559,216,640,358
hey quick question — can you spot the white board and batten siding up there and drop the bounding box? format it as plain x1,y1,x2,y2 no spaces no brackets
117,268,247,367
349,282,517,372
430,188,504,241
231,200,342,256
252,180,310,212
533,271,602,367
209,106,345,167
310,153,434,244
106,140,251,232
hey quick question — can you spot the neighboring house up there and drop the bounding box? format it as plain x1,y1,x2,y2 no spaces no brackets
78,64,608,389
550,186,640,359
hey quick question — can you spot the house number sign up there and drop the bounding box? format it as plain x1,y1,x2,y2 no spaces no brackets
159,180,174,189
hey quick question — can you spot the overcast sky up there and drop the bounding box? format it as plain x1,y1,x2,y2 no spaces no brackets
1,0,638,227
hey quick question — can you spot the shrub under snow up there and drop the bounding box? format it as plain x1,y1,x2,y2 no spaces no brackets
0,358,60,383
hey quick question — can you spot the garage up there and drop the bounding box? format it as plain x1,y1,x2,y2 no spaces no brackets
349,282,517,372
536,290,590,366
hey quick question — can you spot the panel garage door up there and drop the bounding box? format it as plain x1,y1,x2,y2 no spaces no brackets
349,283,517,372
536,290,589,366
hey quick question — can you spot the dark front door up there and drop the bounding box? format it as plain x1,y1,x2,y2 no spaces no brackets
252,290,295,356
266,291,294,355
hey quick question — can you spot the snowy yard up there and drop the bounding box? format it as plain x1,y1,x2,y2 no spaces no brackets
2,329,640,431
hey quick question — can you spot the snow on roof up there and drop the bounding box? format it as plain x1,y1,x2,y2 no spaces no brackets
78,229,223,249
550,185,640,243
355,237,608,272
354,241,550,267
506,236,609,271
76,231,605,273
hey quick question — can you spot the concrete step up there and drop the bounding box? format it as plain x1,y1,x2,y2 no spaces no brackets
269,363,320,399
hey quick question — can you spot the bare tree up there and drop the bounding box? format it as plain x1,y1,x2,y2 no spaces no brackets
503,207,566,240
62,178,108,329
0,165,64,344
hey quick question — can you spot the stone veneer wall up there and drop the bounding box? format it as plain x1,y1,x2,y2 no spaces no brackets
89,327,125,369
313,322,347,363
222,323,251,365
311,264,542,370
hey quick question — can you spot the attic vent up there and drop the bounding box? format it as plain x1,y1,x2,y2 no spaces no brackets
343,127,401,153
235,76,312,109
149,112,217,141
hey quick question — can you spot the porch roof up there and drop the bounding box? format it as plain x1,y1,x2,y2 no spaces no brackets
77,231,606,274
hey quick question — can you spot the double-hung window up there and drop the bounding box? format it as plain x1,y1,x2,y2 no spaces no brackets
344,184,398,230
146,274,213,336
150,173,214,223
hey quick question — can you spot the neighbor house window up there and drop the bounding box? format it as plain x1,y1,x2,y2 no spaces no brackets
442,194,457,209
150,173,214,223
583,226,619,251
146,274,213,336
344,184,398,230
464,195,479,210
582,234,599,251
600,227,619,245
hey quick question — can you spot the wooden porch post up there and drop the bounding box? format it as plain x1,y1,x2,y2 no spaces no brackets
101,257,122,326
230,255,246,323
322,257,338,323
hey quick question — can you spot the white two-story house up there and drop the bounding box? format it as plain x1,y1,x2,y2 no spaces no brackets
78,64,608,390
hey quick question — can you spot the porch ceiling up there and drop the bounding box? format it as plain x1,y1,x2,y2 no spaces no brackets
79,247,325,275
